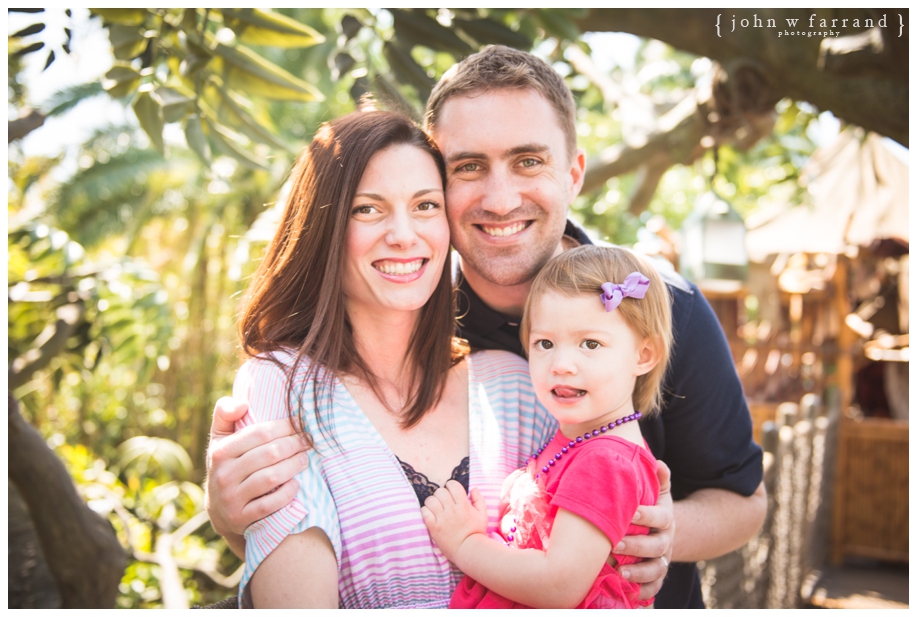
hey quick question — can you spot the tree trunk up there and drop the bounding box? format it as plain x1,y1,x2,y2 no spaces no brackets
8,484,61,608
8,394,127,608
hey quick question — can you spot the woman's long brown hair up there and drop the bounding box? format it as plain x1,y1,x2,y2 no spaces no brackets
238,111,456,448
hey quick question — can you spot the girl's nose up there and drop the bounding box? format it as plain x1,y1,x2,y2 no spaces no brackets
550,348,577,376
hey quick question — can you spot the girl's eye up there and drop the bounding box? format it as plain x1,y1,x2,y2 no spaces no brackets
581,340,601,350
533,339,554,350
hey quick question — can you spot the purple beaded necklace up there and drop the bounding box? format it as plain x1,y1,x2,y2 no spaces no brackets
530,411,643,479
501,412,643,547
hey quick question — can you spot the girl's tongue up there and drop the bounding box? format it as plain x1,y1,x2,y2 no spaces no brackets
552,386,585,398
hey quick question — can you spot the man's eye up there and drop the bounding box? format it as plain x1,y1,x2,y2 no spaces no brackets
520,158,540,168
458,163,479,173
534,339,554,350
581,340,601,350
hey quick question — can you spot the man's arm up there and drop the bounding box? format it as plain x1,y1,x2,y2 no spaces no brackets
205,397,308,557
671,482,767,562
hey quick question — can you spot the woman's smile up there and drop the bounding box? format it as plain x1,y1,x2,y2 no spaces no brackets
373,257,428,279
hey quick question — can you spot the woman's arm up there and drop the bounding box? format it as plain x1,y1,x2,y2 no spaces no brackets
249,526,338,608
422,481,611,608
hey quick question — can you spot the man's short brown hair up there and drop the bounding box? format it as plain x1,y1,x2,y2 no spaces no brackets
424,45,577,157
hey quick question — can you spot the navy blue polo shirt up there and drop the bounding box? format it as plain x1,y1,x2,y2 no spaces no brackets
454,220,763,609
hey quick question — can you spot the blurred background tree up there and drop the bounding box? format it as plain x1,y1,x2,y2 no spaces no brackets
8,7,906,608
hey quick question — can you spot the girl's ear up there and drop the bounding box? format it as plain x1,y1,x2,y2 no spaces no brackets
634,336,662,377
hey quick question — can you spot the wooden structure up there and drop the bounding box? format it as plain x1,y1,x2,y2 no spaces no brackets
831,416,909,563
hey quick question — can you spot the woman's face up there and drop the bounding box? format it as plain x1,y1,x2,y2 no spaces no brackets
342,144,449,319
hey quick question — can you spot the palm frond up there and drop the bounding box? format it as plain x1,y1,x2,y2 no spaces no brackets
41,81,106,117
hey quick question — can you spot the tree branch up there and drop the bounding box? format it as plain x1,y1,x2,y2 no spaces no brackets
582,94,705,195
627,159,670,216
582,61,777,196
8,108,46,143
8,394,127,608
9,302,85,391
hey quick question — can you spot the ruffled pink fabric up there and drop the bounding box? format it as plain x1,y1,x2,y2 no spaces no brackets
451,459,651,609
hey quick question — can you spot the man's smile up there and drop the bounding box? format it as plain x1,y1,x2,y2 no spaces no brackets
477,221,531,238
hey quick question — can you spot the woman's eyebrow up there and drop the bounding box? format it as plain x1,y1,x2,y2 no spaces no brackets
354,191,385,200
354,188,443,200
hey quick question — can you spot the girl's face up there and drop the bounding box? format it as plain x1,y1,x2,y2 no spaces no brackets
342,144,449,320
526,290,657,436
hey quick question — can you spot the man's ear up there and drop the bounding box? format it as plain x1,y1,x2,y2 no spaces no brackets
568,148,586,202
634,336,662,377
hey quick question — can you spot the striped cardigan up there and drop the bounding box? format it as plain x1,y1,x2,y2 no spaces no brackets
234,349,555,608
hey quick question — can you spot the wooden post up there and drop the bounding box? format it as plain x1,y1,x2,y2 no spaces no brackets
833,256,854,412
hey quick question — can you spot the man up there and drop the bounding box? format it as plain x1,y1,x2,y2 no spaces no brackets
205,46,765,608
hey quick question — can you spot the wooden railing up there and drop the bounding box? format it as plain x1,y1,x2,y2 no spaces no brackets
700,393,909,608
699,393,840,608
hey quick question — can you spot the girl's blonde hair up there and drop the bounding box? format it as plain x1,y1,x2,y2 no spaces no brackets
520,245,673,416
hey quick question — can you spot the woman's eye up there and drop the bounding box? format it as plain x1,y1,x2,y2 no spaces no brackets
534,339,554,350
581,340,601,350
352,205,376,216
416,201,441,212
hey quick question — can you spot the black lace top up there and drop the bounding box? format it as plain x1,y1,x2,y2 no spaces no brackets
398,456,470,506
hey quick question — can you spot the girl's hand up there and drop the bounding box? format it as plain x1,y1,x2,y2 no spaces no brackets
421,480,488,561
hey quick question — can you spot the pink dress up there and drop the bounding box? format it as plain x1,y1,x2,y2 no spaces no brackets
450,429,660,609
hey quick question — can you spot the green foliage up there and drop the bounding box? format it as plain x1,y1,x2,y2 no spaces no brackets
87,8,328,171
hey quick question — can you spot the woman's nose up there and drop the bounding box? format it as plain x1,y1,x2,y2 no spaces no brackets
386,208,418,248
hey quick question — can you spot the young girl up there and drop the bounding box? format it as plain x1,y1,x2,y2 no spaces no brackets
422,245,673,609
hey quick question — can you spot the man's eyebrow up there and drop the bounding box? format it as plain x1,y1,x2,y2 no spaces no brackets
504,143,550,158
445,151,486,164
445,144,550,164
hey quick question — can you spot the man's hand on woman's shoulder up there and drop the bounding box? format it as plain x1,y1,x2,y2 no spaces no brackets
205,397,309,556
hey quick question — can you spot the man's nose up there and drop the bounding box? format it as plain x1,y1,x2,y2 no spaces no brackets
479,167,523,217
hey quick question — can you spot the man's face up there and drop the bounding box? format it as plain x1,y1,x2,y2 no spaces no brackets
431,89,585,287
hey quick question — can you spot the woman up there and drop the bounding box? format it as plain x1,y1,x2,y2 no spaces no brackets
232,111,554,608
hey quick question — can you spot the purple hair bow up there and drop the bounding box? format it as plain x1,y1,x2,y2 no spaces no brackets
600,272,650,312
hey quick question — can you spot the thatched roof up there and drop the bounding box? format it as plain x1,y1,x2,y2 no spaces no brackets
746,128,908,263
